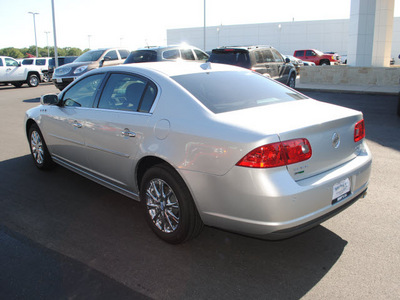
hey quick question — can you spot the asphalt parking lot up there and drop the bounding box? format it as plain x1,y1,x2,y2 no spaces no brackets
0,83,399,299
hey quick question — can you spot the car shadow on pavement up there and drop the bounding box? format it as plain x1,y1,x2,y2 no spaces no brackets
0,155,347,299
22,97,40,103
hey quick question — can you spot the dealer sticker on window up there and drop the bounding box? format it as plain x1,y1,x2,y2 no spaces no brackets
332,178,351,204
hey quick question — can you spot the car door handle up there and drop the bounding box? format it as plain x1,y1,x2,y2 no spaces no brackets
122,128,136,138
73,121,82,128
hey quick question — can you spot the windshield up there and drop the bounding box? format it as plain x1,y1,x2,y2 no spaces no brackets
124,50,158,64
75,50,104,62
172,71,308,113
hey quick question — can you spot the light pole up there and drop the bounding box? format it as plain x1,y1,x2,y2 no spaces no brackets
88,35,92,49
28,12,39,57
51,0,59,68
44,31,50,57
203,0,206,51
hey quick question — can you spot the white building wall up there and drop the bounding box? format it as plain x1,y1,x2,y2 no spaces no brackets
167,17,400,64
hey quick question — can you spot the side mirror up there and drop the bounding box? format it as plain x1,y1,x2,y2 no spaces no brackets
285,57,291,63
99,56,111,68
41,94,59,105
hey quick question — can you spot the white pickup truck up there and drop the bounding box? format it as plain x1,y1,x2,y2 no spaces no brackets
0,56,43,88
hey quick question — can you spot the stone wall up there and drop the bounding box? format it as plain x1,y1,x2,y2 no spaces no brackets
299,65,400,86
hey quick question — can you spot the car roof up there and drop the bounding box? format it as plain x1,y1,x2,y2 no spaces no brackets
134,45,203,51
89,61,245,78
213,45,274,51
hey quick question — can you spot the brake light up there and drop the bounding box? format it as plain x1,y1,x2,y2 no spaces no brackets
354,120,365,142
236,138,312,168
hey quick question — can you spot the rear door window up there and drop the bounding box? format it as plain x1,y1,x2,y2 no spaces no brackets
194,49,209,61
36,59,46,66
118,49,130,59
22,59,34,65
163,49,180,60
263,50,274,62
181,49,195,60
97,73,157,113
295,51,304,57
271,49,284,62
105,50,118,60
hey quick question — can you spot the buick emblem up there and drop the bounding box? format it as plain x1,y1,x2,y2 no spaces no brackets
332,132,340,148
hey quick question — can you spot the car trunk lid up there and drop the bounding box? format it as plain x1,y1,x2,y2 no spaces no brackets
218,99,364,180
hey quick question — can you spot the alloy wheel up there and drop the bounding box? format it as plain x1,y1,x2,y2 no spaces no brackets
30,130,44,165
145,178,180,233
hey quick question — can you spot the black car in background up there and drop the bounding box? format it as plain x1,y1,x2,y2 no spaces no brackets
208,46,297,88
124,45,209,64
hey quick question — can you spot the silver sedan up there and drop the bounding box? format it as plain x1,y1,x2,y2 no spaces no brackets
25,62,372,244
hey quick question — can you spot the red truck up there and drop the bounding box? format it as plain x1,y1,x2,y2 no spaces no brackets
293,49,341,65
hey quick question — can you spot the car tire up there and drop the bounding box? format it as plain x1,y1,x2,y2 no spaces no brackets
28,124,54,170
320,60,330,66
42,72,50,82
140,164,203,244
27,74,39,87
288,73,296,89
397,92,400,117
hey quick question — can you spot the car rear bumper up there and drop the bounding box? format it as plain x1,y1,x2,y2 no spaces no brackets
181,142,372,239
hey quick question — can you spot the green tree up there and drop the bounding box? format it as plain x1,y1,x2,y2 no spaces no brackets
0,47,24,58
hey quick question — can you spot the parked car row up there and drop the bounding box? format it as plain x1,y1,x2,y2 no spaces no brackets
1,44,349,90
51,44,299,91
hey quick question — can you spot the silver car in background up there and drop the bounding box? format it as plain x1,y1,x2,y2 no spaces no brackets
25,62,372,244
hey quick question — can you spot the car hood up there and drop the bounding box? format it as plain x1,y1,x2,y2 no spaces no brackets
57,61,96,69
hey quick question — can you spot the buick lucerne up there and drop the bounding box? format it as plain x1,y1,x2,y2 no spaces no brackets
25,62,372,244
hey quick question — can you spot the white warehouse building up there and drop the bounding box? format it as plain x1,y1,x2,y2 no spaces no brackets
167,17,400,64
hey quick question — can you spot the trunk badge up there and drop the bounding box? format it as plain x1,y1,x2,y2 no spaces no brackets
332,132,340,149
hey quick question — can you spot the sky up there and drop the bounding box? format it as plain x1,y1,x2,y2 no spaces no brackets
0,0,399,51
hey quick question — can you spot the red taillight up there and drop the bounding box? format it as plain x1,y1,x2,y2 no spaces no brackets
354,119,365,142
236,138,312,168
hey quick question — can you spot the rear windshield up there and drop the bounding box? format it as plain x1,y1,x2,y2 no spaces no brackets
124,50,158,64
208,50,251,69
172,71,307,113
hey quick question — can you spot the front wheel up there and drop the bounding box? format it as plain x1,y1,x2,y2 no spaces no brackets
28,124,53,169
140,164,203,244
27,74,39,87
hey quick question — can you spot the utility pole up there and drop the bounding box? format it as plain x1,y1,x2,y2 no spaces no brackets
28,12,39,57
44,31,50,57
51,0,59,68
203,0,206,51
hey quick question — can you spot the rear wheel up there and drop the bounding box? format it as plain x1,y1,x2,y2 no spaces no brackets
28,124,53,169
27,74,39,87
288,73,296,88
140,164,203,244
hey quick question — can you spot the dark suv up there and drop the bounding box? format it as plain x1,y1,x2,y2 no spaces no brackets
124,45,209,64
208,46,297,88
